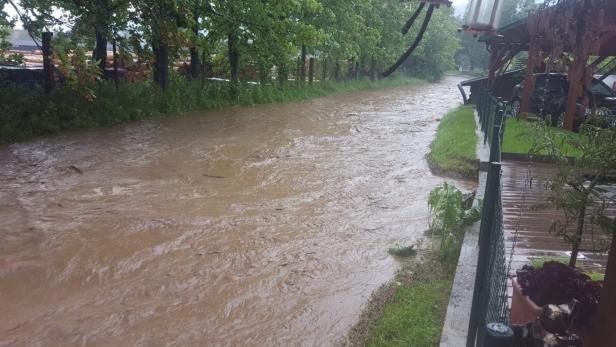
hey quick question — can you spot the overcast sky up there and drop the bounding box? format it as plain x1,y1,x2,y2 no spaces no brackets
452,0,470,17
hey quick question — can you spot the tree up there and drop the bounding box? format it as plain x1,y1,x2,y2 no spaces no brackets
532,124,616,267
56,0,130,72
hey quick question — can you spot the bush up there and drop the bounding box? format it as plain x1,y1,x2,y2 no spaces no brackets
428,182,481,263
0,76,424,144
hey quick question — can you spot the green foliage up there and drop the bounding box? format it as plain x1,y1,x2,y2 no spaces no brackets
530,256,605,281
529,123,616,266
0,24,24,66
388,244,417,258
428,182,480,263
402,6,460,81
0,76,424,144
503,118,585,157
530,256,569,268
429,105,478,178
365,262,453,347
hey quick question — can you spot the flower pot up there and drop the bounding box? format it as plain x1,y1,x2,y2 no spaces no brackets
510,278,542,325
510,277,592,346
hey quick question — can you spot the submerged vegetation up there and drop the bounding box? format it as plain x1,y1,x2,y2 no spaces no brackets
349,182,480,346
428,105,477,178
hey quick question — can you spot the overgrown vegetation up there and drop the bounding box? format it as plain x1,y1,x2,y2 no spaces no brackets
428,182,481,263
0,76,424,144
429,105,478,178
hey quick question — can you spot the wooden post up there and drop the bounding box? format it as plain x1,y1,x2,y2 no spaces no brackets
42,32,54,93
520,41,539,114
308,57,314,85
591,231,616,347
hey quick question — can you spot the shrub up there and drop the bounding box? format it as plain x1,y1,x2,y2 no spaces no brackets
428,182,481,263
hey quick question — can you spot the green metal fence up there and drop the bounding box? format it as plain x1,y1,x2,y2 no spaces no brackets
466,90,510,347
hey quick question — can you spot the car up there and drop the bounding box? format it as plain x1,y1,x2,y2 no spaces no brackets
511,73,616,128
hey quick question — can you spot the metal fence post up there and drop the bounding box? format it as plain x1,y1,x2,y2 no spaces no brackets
489,102,504,163
467,162,502,347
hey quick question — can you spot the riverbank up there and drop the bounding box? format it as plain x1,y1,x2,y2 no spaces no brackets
428,105,478,179
344,254,456,347
0,76,425,144
344,105,479,346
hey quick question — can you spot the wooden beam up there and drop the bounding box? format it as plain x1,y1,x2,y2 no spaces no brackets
520,41,540,113
564,60,584,131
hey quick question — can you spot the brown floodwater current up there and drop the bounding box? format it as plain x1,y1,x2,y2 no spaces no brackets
0,76,469,346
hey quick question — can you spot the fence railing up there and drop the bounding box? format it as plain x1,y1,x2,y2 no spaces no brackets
466,89,510,347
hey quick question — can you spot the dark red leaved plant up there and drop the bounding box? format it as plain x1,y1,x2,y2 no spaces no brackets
516,261,602,326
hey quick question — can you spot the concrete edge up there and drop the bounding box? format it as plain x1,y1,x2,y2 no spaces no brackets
440,111,488,346
439,171,487,347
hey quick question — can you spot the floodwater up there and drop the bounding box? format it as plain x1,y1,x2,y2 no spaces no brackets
0,76,468,346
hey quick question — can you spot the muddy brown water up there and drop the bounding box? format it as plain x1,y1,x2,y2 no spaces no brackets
0,76,470,346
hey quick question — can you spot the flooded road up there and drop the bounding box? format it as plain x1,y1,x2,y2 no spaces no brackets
0,76,468,346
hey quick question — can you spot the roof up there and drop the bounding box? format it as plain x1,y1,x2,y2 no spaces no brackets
460,68,524,87
478,0,616,56
8,29,39,50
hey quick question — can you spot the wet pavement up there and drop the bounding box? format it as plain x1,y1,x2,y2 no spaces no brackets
0,76,468,346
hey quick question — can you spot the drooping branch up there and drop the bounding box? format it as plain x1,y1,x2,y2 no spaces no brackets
382,4,435,78
401,2,426,35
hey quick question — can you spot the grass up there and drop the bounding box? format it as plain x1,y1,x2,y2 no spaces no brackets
429,105,478,178
360,257,455,347
502,117,585,157
0,75,425,145
530,256,605,281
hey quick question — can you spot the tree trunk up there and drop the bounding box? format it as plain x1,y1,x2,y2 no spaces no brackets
300,44,306,84
112,38,119,88
569,202,588,267
93,27,108,72
334,61,340,81
228,32,239,83
190,6,200,79
42,32,54,93
278,60,287,86
322,57,327,83
308,57,314,85
591,223,616,347
153,41,169,90
370,56,376,81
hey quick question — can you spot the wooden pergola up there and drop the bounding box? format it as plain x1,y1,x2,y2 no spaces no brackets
481,0,616,131
478,1,616,345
